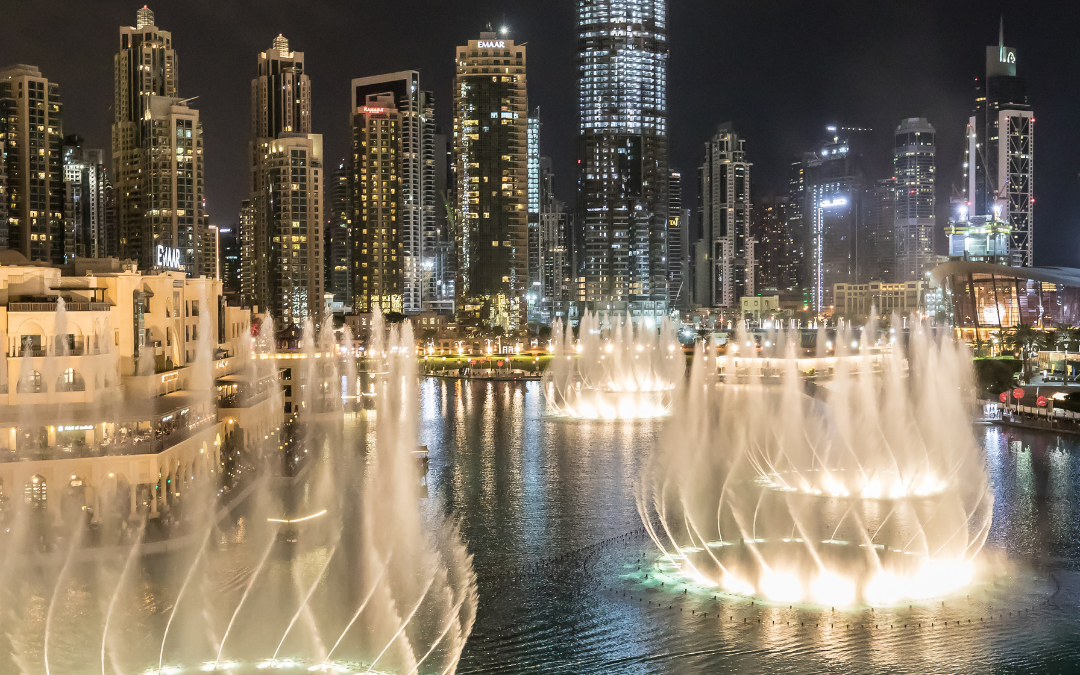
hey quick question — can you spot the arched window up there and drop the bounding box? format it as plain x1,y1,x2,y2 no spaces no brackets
25,475,46,509
56,368,86,392
16,370,45,393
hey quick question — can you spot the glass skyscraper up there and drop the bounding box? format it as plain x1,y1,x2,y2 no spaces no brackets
577,0,669,318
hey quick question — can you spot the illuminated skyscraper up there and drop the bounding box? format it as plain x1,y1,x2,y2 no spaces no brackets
351,72,431,313
113,6,205,274
0,65,66,263
351,95,403,313
327,160,351,305
893,118,936,281
968,20,1033,267
697,124,753,309
577,0,668,319
453,32,529,329
666,170,689,309
527,109,541,322
249,35,323,324
62,135,109,259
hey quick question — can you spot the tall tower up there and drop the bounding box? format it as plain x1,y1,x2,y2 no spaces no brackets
113,6,204,274
577,0,669,320
805,128,865,313
327,160,351,305
893,118,936,281
0,65,66,263
350,95,403,314
351,72,426,313
453,32,529,330
62,135,109,259
667,170,686,308
249,35,323,325
970,19,1033,267
698,124,754,310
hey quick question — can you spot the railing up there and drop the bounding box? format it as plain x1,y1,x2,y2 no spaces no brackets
7,302,112,312
218,390,272,409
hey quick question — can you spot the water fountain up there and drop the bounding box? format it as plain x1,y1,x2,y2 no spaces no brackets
0,310,476,674
543,310,684,419
638,315,995,606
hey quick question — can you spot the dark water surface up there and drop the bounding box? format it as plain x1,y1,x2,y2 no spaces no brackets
3,378,1078,674
422,379,1080,674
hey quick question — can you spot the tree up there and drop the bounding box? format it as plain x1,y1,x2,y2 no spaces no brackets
383,312,406,324
1002,324,1044,383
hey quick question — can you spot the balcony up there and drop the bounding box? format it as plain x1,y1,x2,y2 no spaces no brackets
8,301,112,312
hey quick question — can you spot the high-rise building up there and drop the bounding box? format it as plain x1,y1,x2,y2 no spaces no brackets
537,158,574,323
351,72,429,313
351,94,403,313
238,199,256,306
697,123,754,310
969,20,1033,267
804,128,866,312
453,32,529,329
577,0,669,318
201,223,219,279
893,118,936,281
218,224,241,303
327,160,351,305
62,135,109,259
752,196,793,293
0,141,7,249
113,7,204,274
667,170,688,309
0,65,66,263
527,109,541,323
248,36,323,324
786,160,807,290
861,178,896,283
427,130,455,313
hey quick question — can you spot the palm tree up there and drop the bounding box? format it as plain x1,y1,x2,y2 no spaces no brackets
1002,323,1044,383
1056,325,1080,382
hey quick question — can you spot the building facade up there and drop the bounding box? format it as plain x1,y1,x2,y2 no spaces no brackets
327,160,351,306
893,118,936,282
860,178,896,283
62,136,109,260
0,65,66,264
577,0,669,318
969,22,1033,267
248,36,323,325
112,7,205,275
697,123,754,310
351,72,433,314
453,33,529,329
350,96,403,314
834,280,924,319
667,170,688,309
805,130,865,313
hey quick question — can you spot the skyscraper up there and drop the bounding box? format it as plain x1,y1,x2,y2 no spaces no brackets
752,196,793,293
218,224,241,304
351,95,403,313
113,6,205,274
697,124,754,309
453,32,529,329
893,118,936,281
62,135,109,259
0,141,7,249
537,157,574,323
667,170,688,309
577,0,669,318
805,129,866,312
427,130,455,313
861,178,896,283
351,72,430,313
327,160,351,305
0,65,66,263
527,109,541,322
248,35,323,324
969,20,1033,267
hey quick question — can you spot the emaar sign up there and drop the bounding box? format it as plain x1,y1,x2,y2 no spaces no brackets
477,40,506,49
156,244,183,270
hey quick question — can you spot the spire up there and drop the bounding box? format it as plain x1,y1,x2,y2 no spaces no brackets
273,34,290,57
999,16,1005,62
136,5,155,29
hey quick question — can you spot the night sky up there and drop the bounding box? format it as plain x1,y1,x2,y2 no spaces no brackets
3,1,1078,265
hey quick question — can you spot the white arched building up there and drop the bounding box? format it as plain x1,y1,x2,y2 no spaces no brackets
0,252,282,525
